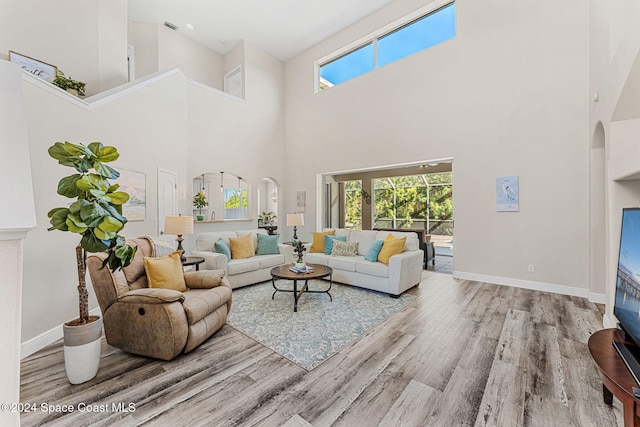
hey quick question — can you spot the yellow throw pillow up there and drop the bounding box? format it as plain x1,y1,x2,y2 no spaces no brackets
377,234,406,265
311,230,336,253
143,251,187,291
229,233,255,259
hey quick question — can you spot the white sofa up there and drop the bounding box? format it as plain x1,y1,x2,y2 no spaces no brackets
192,229,296,289
304,228,423,296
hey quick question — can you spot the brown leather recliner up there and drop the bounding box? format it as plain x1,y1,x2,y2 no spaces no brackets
86,238,232,360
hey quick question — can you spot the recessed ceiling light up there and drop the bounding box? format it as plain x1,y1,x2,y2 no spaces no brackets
186,23,194,30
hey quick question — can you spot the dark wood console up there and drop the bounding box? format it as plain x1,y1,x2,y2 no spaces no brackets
588,328,640,426
373,227,434,268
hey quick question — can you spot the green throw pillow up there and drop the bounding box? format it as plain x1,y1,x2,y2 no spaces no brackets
257,233,279,255
214,238,231,260
324,235,346,255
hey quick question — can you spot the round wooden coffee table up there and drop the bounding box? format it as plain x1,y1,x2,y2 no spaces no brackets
270,263,333,312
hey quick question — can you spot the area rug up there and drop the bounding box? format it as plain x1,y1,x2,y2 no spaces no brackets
226,280,416,370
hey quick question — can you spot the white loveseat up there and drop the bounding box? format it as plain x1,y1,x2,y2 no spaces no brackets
304,228,423,296
192,229,295,289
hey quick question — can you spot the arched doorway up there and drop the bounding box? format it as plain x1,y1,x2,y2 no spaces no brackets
258,177,280,234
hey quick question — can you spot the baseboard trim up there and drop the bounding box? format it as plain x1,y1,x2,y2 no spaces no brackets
452,271,607,304
21,307,102,360
588,291,608,305
603,314,615,329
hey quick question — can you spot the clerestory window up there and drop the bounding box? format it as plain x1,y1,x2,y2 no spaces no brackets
317,1,455,91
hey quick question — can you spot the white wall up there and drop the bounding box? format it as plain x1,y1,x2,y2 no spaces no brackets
186,41,285,190
224,42,245,77
0,240,23,427
0,62,37,233
128,22,159,79
0,59,36,427
588,0,610,299
589,0,640,326
285,0,591,292
0,0,128,96
185,41,286,242
223,42,246,98
129,21,227,90
98,0,128,92
157,25,224,90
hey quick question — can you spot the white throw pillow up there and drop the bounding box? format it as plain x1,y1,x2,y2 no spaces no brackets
332,240,359,256
348,230,378,256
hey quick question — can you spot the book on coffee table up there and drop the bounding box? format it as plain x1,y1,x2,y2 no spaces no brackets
289,265,314,273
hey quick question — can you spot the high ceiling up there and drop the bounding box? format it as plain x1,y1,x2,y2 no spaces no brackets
128,0,395,62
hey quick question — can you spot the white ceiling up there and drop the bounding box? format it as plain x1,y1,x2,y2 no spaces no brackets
128,0,394,62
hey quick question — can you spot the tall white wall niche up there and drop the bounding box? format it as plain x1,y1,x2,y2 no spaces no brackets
224,65,244,98
0,59,37,427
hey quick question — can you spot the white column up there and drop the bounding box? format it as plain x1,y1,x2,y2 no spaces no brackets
0,59,37,427
0,241,25,426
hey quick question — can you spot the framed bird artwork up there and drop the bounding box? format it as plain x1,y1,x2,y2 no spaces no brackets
496,176,519,212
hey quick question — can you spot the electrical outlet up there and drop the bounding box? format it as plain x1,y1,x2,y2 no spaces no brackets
528,265,534,272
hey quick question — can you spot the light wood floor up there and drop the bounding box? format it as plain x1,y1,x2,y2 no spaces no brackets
20,272,623,426
427,255,453,275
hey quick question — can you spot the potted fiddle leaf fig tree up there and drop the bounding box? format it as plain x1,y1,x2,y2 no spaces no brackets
47,141,137,384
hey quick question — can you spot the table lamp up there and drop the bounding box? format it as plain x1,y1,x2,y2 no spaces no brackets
164,215,194,261
286,213,304,241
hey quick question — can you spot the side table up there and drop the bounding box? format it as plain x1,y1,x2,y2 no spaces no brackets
182,256,205,271
588,328,640,427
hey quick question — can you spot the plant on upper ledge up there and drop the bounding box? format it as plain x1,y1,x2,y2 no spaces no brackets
53,70,86,96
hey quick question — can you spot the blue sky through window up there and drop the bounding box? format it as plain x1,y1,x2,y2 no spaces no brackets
319,2,455,88
378,3,455,68
320,43,374,87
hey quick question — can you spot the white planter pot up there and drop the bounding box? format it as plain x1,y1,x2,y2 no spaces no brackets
63,315,103,384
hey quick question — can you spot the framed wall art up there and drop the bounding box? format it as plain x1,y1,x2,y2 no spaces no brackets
296,190,306,213
9,50,57,83
117,168,146,221
496,176,519,212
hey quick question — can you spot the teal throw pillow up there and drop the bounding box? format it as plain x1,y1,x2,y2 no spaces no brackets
365,240,384,262
256,233,279,255
324,235,346,255
214,238,231,260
